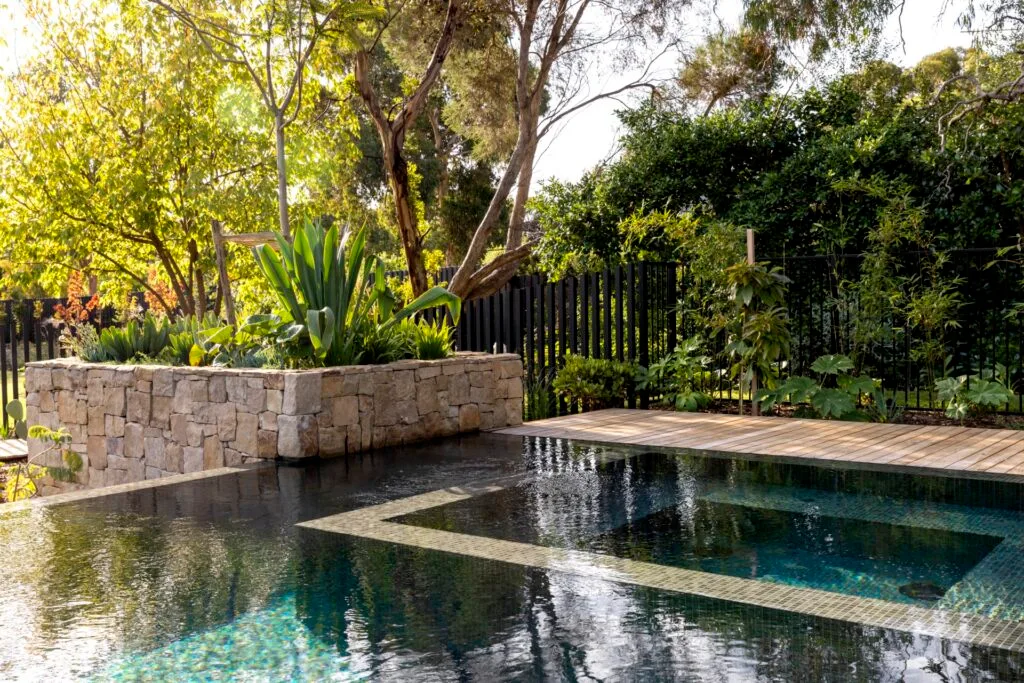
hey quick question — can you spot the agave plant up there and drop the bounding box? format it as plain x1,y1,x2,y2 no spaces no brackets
254,220,461,366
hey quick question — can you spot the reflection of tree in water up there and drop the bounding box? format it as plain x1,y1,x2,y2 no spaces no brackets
293,528,1023,680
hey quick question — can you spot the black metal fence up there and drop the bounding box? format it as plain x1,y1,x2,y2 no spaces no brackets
452,263,678,411
769,249,1024,411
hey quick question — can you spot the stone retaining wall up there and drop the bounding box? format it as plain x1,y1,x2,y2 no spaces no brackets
24,352,523,494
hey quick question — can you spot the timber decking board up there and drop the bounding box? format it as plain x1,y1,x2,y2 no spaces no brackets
498,410,1024,479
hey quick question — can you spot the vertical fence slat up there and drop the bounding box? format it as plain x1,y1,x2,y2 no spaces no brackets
602,267,612,359
590,272,600,358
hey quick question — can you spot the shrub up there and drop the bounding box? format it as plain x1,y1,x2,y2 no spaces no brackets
637,337,712,411
553,354,636,411
755,353,896,422
936,374,1014,423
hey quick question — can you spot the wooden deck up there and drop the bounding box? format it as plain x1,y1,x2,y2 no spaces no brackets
497,409,1024,478
0,439,27,462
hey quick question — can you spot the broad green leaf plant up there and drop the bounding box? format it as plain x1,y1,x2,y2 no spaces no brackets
254,220,461,366
756,353,898,422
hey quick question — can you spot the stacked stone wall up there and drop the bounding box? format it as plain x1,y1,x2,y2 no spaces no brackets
25,353,523,494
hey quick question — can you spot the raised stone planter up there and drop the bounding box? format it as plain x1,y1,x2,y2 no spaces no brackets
24,352,523,494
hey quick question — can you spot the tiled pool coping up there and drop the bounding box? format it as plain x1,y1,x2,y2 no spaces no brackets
299,473,1024,654
0,464,263,515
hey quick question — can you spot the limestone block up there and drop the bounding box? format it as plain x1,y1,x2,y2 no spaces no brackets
26,368,52,393
393,370,415,397
319,427,345,455
87,435,107,470
124,423,145,458
224,448,244,467
209,375,227,402
505,398,523,425
259,411,278,431
499,359,524,379
233,412,259,455
257,430,277,459
183,447,204,474
283,373,321,414
170,414,189,445
459,403,481,431
266,389,283,413
126,390,151,424
152,369,174,397
87,377,105,406
106,437,124,457
105,414,126,438
322,374,343,398
87,406,105,436
416,380,440,415
469,386,493,404
416,365,441,380
59,393,88,424
164,443,183,473
448,374,470,405
151,396,172,429
146,467,163,480
144,436,165,469
102,387,126,417
331,396,359,427
203,436,224,469
106,468,127,486
277,414,318,458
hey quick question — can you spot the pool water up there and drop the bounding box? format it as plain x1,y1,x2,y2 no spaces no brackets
394,451,1007,607
2,434,1023,681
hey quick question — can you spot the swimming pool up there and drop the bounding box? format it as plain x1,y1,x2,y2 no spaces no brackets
2,434,1023,681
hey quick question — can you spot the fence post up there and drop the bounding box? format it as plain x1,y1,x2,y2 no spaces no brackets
638,262,649,409
746,229,760,416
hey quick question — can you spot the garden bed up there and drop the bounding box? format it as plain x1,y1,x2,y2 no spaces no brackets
24,353,523,495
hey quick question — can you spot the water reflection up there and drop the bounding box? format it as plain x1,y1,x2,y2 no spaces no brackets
0,434,1020,681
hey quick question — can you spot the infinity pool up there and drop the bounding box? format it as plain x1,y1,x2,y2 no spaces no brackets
2,434,1023,681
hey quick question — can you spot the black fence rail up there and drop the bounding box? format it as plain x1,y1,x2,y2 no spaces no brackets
0,295,134,429
453,263,678,412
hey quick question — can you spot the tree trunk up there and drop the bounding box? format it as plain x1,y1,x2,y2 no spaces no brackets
274,112,291,239
386,145,429,296
505,130,538,251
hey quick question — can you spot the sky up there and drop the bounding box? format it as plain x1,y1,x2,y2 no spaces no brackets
531,0,978,191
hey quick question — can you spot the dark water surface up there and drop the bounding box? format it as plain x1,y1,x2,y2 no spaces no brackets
1,434,1022,681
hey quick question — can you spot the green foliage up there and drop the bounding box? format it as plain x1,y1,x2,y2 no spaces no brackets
2,425,83,502
85,313,173,363
254,220,461,367
359,321,416,366
637,337,713,412
553,354,636,412
530,49,1024,271
718,262,791,413
523,371,556,422
412,320,454,361
186,316,280,368
5,399,27,440
936,375,1015,423
756,353,896,422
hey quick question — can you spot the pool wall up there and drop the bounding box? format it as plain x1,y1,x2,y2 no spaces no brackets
24,353,523,494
